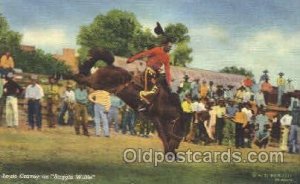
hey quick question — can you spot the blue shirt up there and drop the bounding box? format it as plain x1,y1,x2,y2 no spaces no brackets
256,130,270,140
75,88,88,104
256,114,269,132
110,95,124,108
226,105,238,118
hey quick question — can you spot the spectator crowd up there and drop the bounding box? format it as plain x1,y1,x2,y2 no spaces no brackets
0,52,299,154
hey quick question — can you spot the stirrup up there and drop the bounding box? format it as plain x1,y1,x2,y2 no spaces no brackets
138,107,147,112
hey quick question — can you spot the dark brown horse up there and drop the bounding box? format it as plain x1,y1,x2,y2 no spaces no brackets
72,48,185,155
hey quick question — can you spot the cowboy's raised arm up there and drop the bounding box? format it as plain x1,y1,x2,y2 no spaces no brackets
126,48,155,63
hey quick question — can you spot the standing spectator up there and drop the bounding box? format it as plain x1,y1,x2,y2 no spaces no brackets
259,70,269,83
181,74,191,95
109,95,124,133
255,90,266,108
191,79,200,99
3,72,22,128
74,84,89,136
285,79,295,93
224,100,238,146
261,78,273,105
0,75,5,123
243,88,252,103
280,111,293,151
121,105,136,135
243,76,253,88
289,101,300,153
200,80,209,99
235,86,246,103
215,100,226,145
271,114,282,143
224,85,235,100
181,95,193,140
171,78,180,93
208,81,216,100
89,90,111,137
25,75,44,130
242,103,254,147
215,85,224,100
276,72,286,106
44,76,60,128
58,83,75,126
207,102,217,140
0,52,14,76
233,105,248,148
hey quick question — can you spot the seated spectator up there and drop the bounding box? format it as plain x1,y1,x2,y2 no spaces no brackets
254,124,270,149
0,52,14,76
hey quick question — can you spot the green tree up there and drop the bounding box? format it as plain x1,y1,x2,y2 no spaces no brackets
0,14,22,54
164,23,192,67
171,42,193,67
220,66,254,77
15,49,71,76
164,23,190,43
77,9,193,67
77,9,142,57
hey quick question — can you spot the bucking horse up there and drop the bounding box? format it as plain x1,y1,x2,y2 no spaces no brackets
72,48,185,156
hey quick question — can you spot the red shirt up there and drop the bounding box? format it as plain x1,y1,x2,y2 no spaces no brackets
243,78,253,87
128,47,171,85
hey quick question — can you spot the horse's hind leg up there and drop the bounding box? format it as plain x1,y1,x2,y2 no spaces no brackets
153,118,170,153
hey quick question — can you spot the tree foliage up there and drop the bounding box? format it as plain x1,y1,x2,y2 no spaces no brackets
220,66,254,77
164,23,192,67
77,9,193,67
0,14,22,55
77,10,142,57
14,49,71,75
171,42,193,67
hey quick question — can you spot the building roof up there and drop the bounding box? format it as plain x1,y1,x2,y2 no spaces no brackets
114,56,244,88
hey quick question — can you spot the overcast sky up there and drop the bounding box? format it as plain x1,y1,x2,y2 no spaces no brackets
1,0,300,88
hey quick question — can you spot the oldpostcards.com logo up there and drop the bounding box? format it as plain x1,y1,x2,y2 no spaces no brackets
123,148,284,166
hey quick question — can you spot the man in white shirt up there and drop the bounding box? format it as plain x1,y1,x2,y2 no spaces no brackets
255,90,266,108
25,75,44,130
280,112,293,126
58,83,75,126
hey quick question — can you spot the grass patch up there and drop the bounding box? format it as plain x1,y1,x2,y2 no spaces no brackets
0,127,299,184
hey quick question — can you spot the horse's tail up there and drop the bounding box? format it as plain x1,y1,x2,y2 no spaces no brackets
78,48,115,76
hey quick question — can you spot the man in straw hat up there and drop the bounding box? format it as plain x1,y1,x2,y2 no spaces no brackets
259,69,269,83
277,72,286,106
25,74,44,130
3,72,23,128
58,82,75,126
